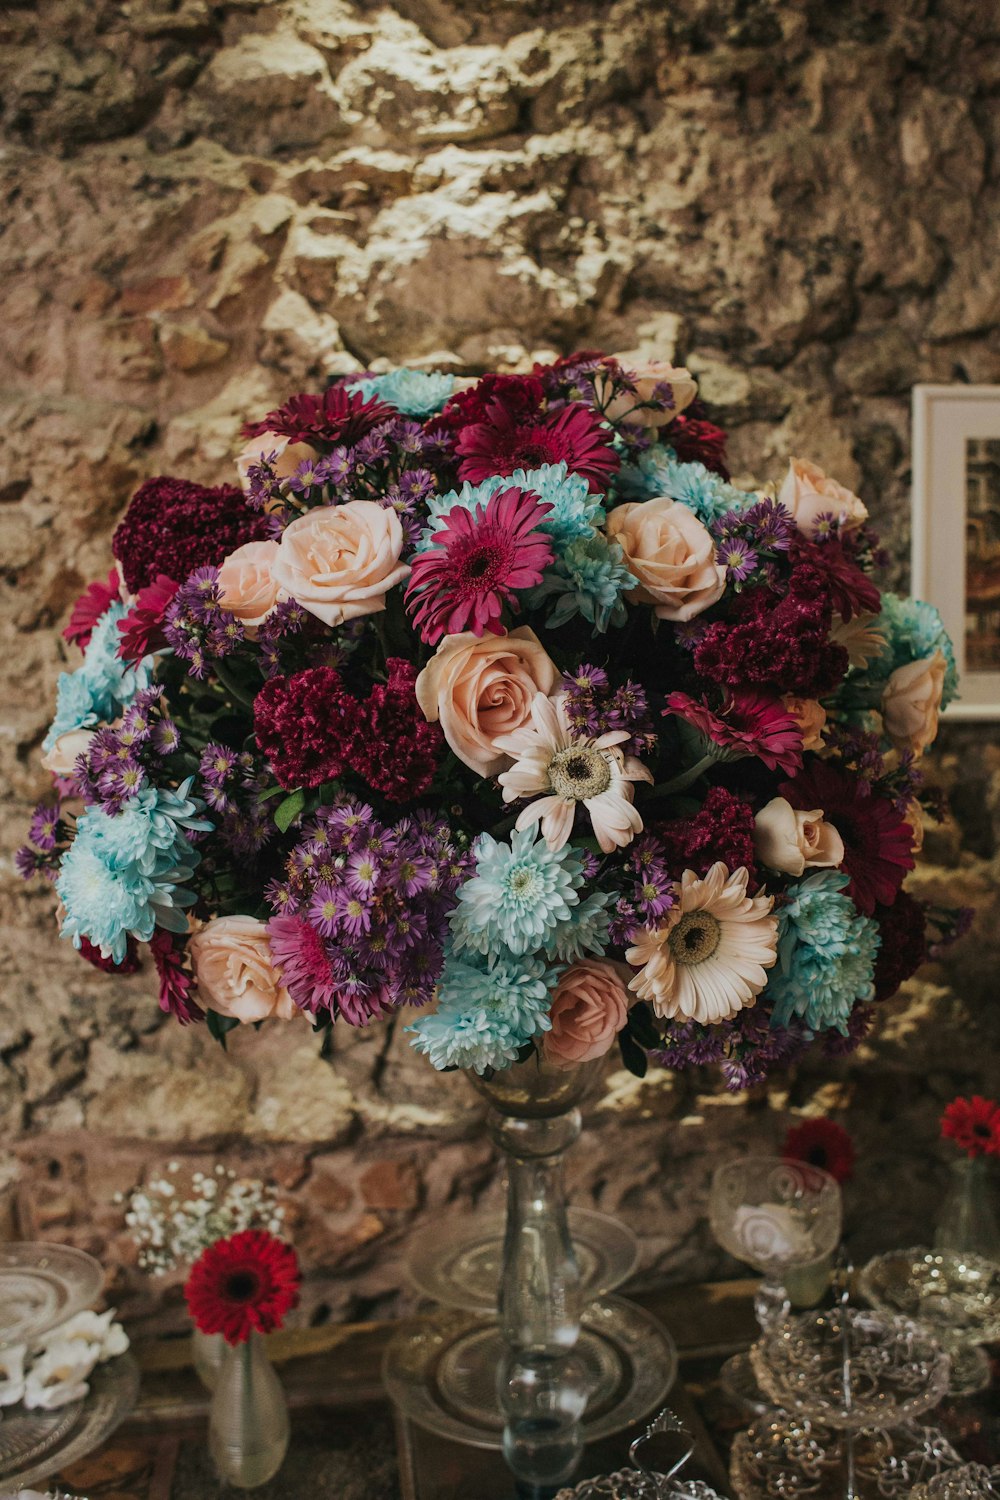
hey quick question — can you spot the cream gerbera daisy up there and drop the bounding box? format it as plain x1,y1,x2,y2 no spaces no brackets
626,862,778,1025
493,692,653,853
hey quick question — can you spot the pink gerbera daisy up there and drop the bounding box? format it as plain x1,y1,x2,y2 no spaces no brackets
455,400,620,493
405,486,555,644
63,568,122,650
664,691,804,775
268,914,341,1015
117,574,180,661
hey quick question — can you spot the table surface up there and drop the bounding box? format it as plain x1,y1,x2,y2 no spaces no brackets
42,1280,1000,1500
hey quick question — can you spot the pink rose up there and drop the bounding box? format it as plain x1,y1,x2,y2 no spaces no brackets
217,540,281,628
881,651,946,756
271,501,409,628
189,915,297,1023
414,627,559,777
753,797,845,877
606,497,725,621
543,959,631,1068
235,429,319,492
594,358,698,428
41,728,95,776
782,696,827,752
778,457,868,537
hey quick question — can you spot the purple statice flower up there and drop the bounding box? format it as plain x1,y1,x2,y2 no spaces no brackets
822,723,886,784
716,536,758,583
823,1004,875,1056
255,598,309,678
651,1021,727,1072
609,896,639,947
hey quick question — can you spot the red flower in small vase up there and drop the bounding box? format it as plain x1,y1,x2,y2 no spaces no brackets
783,1118,856,1184
940,1095,1000,1159
185,1230,301,1345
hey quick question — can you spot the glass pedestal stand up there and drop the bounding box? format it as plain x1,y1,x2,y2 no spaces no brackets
384,1058,677,1498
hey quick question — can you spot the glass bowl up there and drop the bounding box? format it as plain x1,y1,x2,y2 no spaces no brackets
731,1415,966,1500
859,1247,1000,1346
0,1244,104,1350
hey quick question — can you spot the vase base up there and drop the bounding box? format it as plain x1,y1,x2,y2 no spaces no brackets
407,1208,641,1315
383,1295,676,1451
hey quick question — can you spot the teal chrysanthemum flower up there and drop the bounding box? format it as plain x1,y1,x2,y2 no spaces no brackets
43,603,153,750
506,462,606,549
86,778,213,876
871,593,958,708
407,947,556,1074
617,445,753,527
347,368,455,417
550,889,613,961
527,534,636,633
767,871,880,1035
450,828,586,958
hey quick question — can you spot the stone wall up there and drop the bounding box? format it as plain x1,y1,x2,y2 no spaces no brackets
1,0,999,1333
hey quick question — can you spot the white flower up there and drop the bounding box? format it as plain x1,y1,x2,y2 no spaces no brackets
732,1201,814,1263
0,1343,27,1406
495,692,653,853
23,1340,99,1411
45,1308,129,1362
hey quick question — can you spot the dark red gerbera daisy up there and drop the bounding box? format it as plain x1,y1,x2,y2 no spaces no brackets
780,760,914,915
63,569,122,650
940,1095,1000,1159
436,373,545,433
871,890,928,1002
185,1229,301,1345
783,1118,856,1183
78,933,140,975
664,691,803,775
242,385,394,447
455,399,619,493
405,486,554,643
117,574,180,662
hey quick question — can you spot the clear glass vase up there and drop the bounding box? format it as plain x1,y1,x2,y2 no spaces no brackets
466,1055,602,1499
209,1331,290,1488
192,1325,226,1390
934,1156,1000,1262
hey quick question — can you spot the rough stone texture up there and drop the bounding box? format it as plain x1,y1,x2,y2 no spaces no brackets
1,0,999,1334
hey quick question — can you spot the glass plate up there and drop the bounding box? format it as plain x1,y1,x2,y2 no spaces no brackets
731,1415,965,1499
859,1247,1000,1346
910,1464,1000,1498
0,1353,139,1491
0,1245,104,1350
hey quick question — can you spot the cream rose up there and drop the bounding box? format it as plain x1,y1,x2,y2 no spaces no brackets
778,457,868,536
543,959,631,1069
594,358,698,428
606,496,725,621
415,627,559,777
235,429,319,492
753,797,845,877
782,696,827,753
217,540,281,628
271,501,409,628
881,650,946,756
41,728,95,777
189,915,297,1023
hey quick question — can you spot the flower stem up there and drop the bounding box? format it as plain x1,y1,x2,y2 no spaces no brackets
645,753,718,801
213,660,256,710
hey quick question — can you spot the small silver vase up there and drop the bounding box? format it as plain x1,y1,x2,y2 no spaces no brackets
209,1331,290,1488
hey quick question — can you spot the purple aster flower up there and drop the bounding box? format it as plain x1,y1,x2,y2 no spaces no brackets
745,498,793,551
717,536,758,582
29,803,61,852
309,883,341,938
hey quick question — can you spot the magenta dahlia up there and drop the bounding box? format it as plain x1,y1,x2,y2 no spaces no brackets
781,760,915,914
405,486,555,644
665,691,804,775
455,400,619,493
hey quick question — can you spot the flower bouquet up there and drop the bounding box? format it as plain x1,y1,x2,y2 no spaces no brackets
21,351,963,1087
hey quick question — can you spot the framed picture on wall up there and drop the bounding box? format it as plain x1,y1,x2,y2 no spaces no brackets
912,383,1000,720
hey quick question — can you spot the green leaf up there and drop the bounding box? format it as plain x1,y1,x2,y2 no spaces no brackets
627,1002,662,1051
274,788,306,833
207,1010,241,1050
257,783,289,804
618,1029,648,1079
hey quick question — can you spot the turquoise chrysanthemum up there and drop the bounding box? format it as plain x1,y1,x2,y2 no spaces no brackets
43,603,153,750
871,593,959,708
617,445,753,527
85,778,212,876
550,889,614,961
767,871,880,1036
44,672,100,749
527,534,636,633
418,463,604,559
347,368,455,417
450,828,586,959
407,947,556,1074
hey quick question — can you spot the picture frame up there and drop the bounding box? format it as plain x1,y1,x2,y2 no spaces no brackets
911,383,1000,720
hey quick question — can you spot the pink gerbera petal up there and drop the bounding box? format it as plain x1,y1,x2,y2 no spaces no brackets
455,400,619,493
664,691,804,775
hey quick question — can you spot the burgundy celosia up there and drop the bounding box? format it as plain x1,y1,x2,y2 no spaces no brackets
352,659,444,802
693,584,848,698
242,385,394,447
112,477,270,594
455,400,620,493
668,400,730,480
781,761,915,915
150,930,203,1025
117,575,180,661
788,534,881,620
656,787,761,885
64,569,121,650
79,934,140,975
254,667,354,790
437,373,545,433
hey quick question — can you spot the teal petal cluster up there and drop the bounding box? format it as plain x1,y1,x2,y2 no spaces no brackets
527,534,636,633
617,445,754,527
56,778,211,964
407,947,556,1074
347,368,455,417
449,828,588,960
767,870,880,1035
44,603,153,750
871,593,959,708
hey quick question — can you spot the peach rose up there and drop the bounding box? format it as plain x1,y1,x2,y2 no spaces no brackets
753,797,845,877
217,540,281,628
41,728,95,777
593,358,698,428
415,627,559,777
778,457,868,537
782,696,827,753
271,500,409,628
543,959,631,1068
881,651,946,756
189,915,297,1023
903,798,925,855
235,429,319,492
606,497,725,621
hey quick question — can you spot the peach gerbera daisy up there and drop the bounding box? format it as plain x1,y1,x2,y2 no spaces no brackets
626,862,778,1025
494,692,653,853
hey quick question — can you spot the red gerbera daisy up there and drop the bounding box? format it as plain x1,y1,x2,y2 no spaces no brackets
783,1118,856,1183
941,1095,1000,1159
437,373,545,433
664,691,804,775
405,486,554,644
455,400,619,493
185,1229,301,1345
117,574,180,662
780,761,914,915
242,385,393,447
78,933,140,975
63,568,122,650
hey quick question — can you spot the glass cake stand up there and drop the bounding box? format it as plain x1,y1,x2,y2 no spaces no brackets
0,1244,104,1350
731,1416,969,1500
0,1352,139,1492
909,1465,1000,1498
407,1207,640,1315
859,1248,1000,1395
